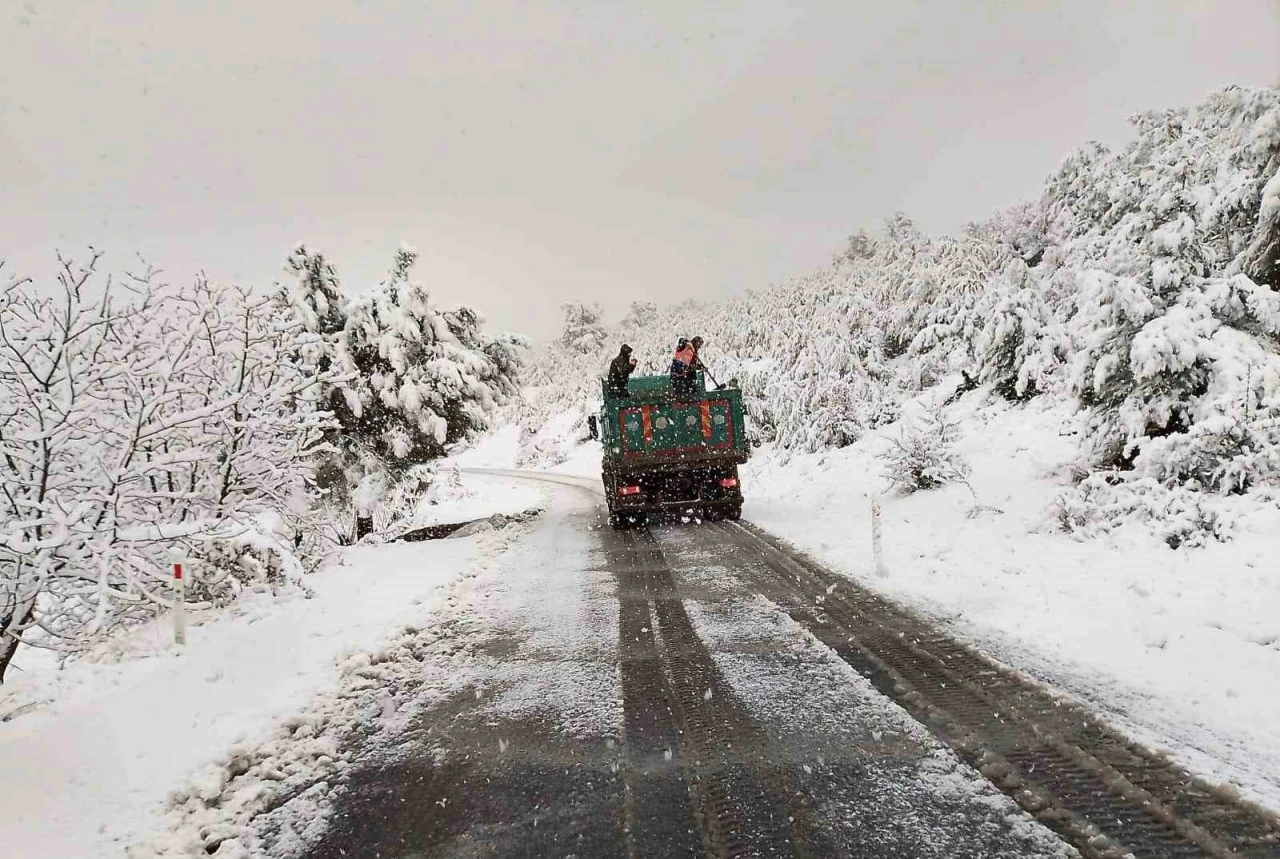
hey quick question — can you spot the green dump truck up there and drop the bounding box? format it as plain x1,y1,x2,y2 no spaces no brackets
592,372,750,528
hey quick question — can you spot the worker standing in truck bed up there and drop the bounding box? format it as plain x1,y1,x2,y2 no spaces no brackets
670,336,705,396
607,344,637,397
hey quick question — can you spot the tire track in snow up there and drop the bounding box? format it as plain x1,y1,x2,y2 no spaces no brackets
603,522,800,858
707,519,1280,859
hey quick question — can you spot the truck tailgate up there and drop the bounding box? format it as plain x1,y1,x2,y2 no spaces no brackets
617,397,735,458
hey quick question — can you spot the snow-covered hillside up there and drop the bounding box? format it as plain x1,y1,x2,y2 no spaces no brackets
514,85,1280,546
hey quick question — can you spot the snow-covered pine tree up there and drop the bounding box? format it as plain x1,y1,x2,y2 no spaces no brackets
281,244,347,338
559,301,609,354
971,261,1061,401
620,300,659,333
328,244,520,474
840,228,877,262
879,403,970,493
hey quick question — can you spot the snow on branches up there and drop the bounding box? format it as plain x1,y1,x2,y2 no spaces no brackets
879,403,971,493
278,244,524,539
0,253,335,679
0,241,524,672
559,301,609,354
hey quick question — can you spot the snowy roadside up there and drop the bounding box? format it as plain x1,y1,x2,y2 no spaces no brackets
740,394,1280,813
140,477,612,858
396,461,546,531
0,476,548,859
473,401,1280,813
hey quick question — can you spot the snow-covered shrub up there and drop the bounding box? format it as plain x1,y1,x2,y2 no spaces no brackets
879,405,971,493
1135,412,1280,494
352,471,389,524
1053,473,1230,548
317,463,447,544
187,514,309,606
374,463,439,534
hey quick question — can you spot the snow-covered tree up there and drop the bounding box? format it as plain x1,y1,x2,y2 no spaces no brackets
879,404,970,493
840,229,878,262
559,301,608,353
0,253,334,680
272,244,526,540
281,244,346,338
325,245,520,471
620,300,659,333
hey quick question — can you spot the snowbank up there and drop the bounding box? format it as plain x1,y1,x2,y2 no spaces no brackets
447,423,524,470
0,476,545,859
406,464,545,527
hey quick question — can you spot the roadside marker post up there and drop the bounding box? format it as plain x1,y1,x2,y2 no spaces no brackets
168,546,187,646
871,498,886,577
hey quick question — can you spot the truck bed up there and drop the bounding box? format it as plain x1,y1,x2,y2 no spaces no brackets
599,374,749,469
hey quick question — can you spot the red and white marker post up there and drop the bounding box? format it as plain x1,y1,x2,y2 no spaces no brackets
168,546,187,646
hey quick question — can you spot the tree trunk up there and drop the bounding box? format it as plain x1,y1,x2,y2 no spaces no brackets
1243,155,1280,289
355,516,373,542
0,603,35,684
1245,225,1280,289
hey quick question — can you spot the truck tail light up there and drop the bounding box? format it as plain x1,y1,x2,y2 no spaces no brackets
618,485,641,496
719,477,738,488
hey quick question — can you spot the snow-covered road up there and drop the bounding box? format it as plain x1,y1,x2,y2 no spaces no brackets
514,405,1280,820
7,469,1277,857
289,477,1075,858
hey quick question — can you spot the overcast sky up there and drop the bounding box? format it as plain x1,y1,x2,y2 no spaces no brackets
2,2,1277,340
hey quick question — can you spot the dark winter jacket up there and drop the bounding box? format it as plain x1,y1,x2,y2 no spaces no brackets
607,346,636,396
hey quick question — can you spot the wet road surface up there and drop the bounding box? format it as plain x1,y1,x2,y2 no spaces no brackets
296,482,1080,858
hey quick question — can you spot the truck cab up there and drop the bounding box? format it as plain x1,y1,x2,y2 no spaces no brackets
596,373,749,528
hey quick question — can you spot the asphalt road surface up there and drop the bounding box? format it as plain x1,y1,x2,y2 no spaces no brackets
288,475,1280,859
